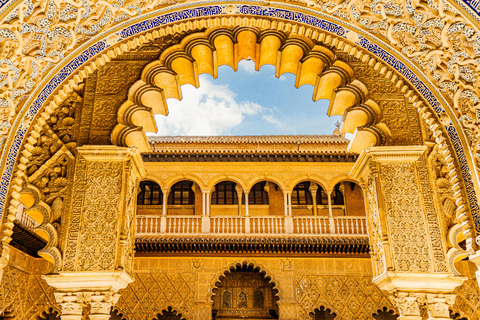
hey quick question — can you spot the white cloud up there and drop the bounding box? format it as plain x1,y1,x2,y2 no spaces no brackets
153,76,264,136
238,60,256,74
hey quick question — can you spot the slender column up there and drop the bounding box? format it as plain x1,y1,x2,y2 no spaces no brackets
160,190,168,233
162,191,168,215
54,293,84,320
206,192,210,216
327,191,334,233
287,193,292,216
390,292,424,320
235,185,243,215
202,191,210,233
309,183,318,216
89,291,121,320
284,191,293,234
244,191,250,233
284,193,288,216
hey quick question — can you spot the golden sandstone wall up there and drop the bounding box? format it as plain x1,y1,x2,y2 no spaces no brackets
1,248,480,319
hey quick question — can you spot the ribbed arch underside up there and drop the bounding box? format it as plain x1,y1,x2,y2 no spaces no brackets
112,26,389,154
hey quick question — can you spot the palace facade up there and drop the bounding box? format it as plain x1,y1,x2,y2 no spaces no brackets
0,0,480,319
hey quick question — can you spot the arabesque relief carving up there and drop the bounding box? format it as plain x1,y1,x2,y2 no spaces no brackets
0,0,477,171
62,147,144,273
296,275,395,320
114,273,195,320
3,90,82,271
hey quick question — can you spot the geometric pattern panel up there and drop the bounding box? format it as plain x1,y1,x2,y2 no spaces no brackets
296,276,395,320
0,265,60,320
115,273,195,320
451,279,480,320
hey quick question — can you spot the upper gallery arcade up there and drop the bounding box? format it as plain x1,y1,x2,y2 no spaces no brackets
0,0,480,319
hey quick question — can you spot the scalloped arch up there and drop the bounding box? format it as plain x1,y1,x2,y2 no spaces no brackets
113,27,388,153
209,260,283,302
1,1,479,257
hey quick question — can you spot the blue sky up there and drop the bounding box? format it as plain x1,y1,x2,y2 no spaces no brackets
153,60,341,136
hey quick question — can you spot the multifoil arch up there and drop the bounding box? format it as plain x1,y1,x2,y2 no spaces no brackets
0,2,479,259
209,259,283,302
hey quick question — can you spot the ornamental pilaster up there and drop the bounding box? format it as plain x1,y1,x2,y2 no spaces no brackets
44,146,147,319
351,146,465,302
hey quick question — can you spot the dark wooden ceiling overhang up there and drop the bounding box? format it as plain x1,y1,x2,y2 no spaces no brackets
135,234,370,257
10,222,47,257
142,153,358,163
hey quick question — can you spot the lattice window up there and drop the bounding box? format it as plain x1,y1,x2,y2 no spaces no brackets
212,181,239,205
168,181,195,205
332,183,344,205
247,182,269,205
138,181,162,205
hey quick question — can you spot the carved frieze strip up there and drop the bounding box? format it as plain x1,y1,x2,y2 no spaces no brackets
417,105,477,254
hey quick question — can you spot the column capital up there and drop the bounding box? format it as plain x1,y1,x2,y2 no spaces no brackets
426,294,456,320
88,291,121,320
54,292,85,320
53,290,121,320
389,292,425,320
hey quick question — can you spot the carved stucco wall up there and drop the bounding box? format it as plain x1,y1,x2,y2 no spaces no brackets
0,0,478,256
0,247,60,320
0,252,479,319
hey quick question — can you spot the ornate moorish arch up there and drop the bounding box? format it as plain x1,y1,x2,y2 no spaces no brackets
0,1,476,240
1,3,478,273
0,1,479,318
209,260,282,301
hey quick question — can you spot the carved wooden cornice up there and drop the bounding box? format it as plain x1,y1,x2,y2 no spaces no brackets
135,234,370,256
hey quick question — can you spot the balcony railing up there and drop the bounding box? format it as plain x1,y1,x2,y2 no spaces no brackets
136,215,367,236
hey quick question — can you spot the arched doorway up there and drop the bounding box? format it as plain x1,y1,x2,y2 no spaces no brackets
212,264,279,319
